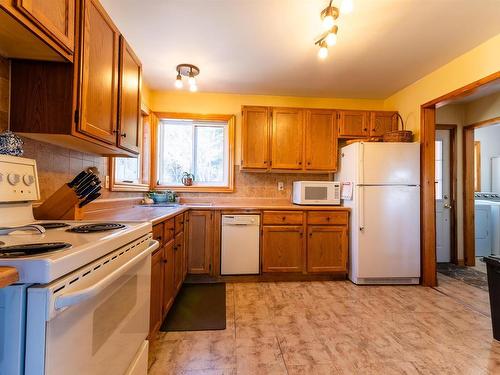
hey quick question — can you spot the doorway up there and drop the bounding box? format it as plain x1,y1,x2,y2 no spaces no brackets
420,71,500,287
435,126,457,264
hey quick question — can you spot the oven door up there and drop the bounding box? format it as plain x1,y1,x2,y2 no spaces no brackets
25,237,158,375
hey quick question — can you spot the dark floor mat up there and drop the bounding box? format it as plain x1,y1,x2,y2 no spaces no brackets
437,262,488,291
160,283,226,332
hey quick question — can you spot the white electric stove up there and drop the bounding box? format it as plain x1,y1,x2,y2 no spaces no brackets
0,155,158,375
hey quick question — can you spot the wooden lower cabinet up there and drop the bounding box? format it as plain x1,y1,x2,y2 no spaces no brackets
187,210,213,274
307,226,348,273
148,246,163,339
262,226,304,272
149,214,187,340
174,232,184,292
162,240,175,315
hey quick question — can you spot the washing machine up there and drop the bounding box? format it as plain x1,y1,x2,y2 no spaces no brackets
475,192,500,256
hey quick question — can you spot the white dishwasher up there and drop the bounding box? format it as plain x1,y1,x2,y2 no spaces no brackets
221,215,260,275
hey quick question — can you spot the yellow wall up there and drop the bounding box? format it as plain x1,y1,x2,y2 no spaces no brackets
384,34,500,139
464,91,500,125
150,91,385,164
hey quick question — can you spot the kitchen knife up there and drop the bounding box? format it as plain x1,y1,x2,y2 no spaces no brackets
79,192,101,208
74,172,96,191
67,171,88,188
78,184,101,199
75,175,99,196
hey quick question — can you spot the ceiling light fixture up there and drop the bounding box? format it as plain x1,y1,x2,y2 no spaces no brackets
315,0,354,59
174,64,200,91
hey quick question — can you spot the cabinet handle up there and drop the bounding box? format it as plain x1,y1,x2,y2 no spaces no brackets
307,161,311,166
282,216,286,221
326,217,330,221
121,133,127,138
363,128,368,132
263,161,268,164
309,232,313,237
298,161,302,166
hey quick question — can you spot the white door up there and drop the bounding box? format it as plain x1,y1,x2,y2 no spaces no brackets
435,130,451,262
357,185,420,278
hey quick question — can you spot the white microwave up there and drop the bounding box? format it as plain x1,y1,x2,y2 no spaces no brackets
292,181,341,205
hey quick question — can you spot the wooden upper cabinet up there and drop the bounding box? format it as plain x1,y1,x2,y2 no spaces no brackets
304,110,337,171
370,111,397,137
187,210,213,275
117,36,141,154
271,108,304,170
262,226,304,273
241,106,270,169
77,0,120,145
307,226,347,273
15,0,75,53
338,110,369,138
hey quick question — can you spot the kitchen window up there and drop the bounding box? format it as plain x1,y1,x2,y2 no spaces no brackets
155,114,235,192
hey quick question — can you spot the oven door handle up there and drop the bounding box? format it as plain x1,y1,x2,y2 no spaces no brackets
54,240,159,310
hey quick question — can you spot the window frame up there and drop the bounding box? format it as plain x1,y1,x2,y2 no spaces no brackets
152,112,235,192
109,105,151,192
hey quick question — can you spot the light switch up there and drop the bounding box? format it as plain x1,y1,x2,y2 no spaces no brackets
277,181,284,191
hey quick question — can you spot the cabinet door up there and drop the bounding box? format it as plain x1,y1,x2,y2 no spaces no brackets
307,226,347,273
174,232,184,292
162,240,175,316
370,111,397,137
271,108,304,169
78,0,120,145
149,247,163,338
183,212,189,279
262,226,304,272
117,37,141,154
338,111,369,138
15,0,75,53
241,106,270,169
187,211,213,274
305,110,337,171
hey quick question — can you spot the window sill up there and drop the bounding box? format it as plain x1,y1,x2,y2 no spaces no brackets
155,185,234,193
110,183,150,192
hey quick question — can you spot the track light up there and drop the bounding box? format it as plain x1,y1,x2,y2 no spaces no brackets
175,73,183,89
326,26,338,46
318,41,328,60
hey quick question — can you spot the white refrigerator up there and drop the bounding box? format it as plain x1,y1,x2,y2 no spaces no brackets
337,142,421,285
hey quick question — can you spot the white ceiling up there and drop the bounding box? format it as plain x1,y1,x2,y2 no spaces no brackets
101,0,500,99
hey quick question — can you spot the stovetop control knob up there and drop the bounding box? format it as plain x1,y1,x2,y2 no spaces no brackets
7,173,20,186
23,174,35,186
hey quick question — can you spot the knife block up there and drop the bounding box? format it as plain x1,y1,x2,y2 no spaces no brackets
33,184,82,220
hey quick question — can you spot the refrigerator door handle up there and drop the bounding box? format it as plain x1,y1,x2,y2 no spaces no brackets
359,186,365,231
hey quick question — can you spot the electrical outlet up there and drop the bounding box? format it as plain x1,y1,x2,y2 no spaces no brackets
277,181,284,191
105,175,110,189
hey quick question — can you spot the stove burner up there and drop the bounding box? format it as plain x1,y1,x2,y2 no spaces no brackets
0,242,72,257
68,223,126,233
38,222,71,230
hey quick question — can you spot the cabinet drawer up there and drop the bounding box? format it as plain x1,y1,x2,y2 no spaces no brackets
307,211,348,225
164,218,175,242
175,214,184,234
152,223,164,245
263,211,303,225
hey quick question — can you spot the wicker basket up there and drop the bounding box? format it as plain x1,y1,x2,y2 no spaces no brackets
383,113,413,142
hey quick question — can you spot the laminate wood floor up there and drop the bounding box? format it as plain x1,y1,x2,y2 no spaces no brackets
148,276,499,374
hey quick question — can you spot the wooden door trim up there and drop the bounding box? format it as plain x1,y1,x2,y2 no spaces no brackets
462,116,500,266
436,124,458,265
420,71,500,286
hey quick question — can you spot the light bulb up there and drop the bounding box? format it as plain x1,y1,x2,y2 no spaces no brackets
189,83,198,92
318,43,328,60
175,74,183,89
322,14,334,30
326,31,337,46
340,0,353,14
188,75,196,86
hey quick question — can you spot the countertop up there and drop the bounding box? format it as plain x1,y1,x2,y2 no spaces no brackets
0,267,19,288
84,200,350,225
